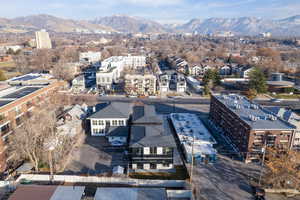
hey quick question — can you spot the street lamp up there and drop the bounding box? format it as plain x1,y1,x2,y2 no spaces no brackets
189,133,195,184
45,140,56,184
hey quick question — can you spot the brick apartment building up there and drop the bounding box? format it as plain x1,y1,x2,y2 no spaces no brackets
124,74,157,96
209,94,295,162
0,80,64,173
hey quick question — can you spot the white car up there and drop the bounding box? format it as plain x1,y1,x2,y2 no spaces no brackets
111,141,124,146
270,98,282,103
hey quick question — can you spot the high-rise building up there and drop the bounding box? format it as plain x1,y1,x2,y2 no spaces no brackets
35,29,52,49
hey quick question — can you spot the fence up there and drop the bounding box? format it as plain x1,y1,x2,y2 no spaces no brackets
16,174,187,188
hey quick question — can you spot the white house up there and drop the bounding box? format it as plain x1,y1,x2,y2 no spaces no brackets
189,65,203,76
79,51,102,64
176,74,187,93
88,102,132,145
158,74,170,93
240,66,254,78
219,65,232,76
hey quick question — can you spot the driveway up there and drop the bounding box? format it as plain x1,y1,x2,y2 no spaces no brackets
64,135,127,175
192,155,261,200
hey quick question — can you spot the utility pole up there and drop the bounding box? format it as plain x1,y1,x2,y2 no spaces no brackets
190,134,195,184
258,134,267,186
48,149,54,184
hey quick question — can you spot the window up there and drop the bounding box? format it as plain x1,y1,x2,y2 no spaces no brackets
150,147,156,154
144,147,150,155
16,116,23,126
157,147,163,155
92,120,97,125
106,77,110,82
119,120,124,126
99,120,104,125
1,123,10,136
15,106,21,115
163,163,169,167
112,120,118,126
137,163,143,169
150,163,156,169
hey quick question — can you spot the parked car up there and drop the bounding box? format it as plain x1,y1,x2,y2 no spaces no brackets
270,98,282,103
111,141,124,146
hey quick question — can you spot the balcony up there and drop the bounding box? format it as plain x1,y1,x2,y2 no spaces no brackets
130,152,173,159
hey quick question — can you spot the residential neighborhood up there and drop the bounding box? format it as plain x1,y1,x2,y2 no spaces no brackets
0,2,299,200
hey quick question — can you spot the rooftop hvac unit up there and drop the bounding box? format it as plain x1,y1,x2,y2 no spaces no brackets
268,114,277,121
234,104,241,109
251,104,259,110
249,115,259,121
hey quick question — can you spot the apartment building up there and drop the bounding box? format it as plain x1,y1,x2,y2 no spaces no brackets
124,74,156,96
88,102,132,145
96,57,124,91
265,107,300,150
79,51,101,64
0,79,64,172
158,74,170,93
71,75,85,93
129,105,176,171
35,30,52,49
209,94,295,162
122,55,146,68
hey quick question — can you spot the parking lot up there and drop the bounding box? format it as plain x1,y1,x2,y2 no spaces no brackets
64,135,127,175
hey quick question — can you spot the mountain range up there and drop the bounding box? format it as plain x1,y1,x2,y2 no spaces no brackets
0,14,300,36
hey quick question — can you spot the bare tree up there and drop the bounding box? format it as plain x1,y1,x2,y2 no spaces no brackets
263,148,300,190
9,107,57,172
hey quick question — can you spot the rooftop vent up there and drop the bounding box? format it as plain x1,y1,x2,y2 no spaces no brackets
268,114,277,121
249,115,259,121
234,103,241,110
251,104,259,110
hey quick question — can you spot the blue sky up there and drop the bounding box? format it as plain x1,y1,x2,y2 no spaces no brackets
1,0,299,23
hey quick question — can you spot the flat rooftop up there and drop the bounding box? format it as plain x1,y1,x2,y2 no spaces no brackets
170,113,217,159
1,87,41,99
0,86,44,108
214,94,295,130
94,187,167,200
7,73,54,85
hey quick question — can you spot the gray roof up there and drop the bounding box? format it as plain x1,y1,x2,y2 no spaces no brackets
50,186,85,200
106,126,129,137
89,102,132,119
214,94,296,130
94,187,167,200
130,124,176,147
132,105,162,124
265,106,300,123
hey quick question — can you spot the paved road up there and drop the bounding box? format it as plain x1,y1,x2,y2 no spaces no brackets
193,155,260,200
97,96,211,104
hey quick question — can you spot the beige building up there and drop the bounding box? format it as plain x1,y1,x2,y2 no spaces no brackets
125,74,156,96
35,29,52,49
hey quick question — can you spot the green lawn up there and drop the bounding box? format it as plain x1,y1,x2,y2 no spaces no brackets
0,61,15,68
270,94,300,99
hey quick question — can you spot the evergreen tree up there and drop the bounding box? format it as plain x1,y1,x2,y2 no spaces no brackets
249,67,267,93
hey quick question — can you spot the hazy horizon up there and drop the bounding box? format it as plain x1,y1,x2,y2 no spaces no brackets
1,0,299,24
